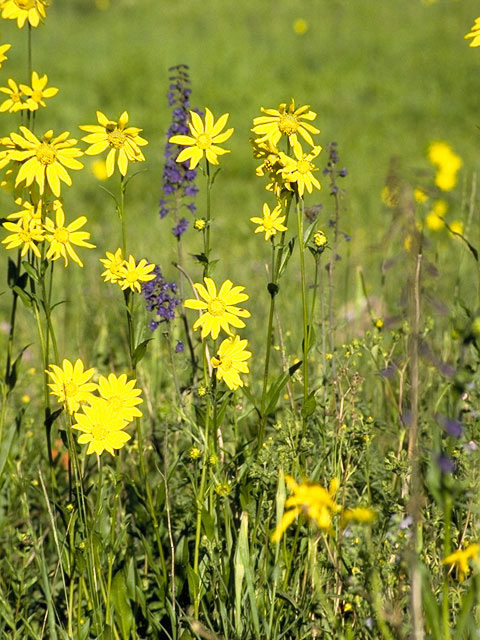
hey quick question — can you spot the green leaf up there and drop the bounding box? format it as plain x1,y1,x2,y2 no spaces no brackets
111,569,134,640
303,220,317,246
201,506,215,541
264,361,302,417
12,285,33,309
6,344,31,392
301,324,316,355
301,391,316,419
421,569,442,640
0,421,16,482
132,338,153,368
278,237,295,279
21,261,39,282
453,575,477,640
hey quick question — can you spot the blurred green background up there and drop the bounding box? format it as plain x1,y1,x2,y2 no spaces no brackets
1,0,479,359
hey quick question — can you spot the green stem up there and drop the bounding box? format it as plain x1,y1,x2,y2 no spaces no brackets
106,454,120,626
204,160,211,277
442,493,452,640
296,197,309,424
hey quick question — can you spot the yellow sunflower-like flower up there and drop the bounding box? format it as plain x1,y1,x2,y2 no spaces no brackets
96,372,143,423
443,543,480,582
169,107,234,169
250,202,287,241
272,475,341,543
79,110,148,177
279,145,322,197
2,215,44,257
211,335,252,391
6,197,43,224
43,203,95,267
465,17,480,47
184,277,250,340
252,99,320,155
9,128,84,197
117,254,156,293
1,0,47,28
0,41,11,70
19,71,58,110
72,398,131,456
46,358,98,414
0,78,35,112
100,248,126,283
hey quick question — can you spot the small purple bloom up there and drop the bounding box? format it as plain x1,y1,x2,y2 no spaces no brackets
142,265,181,330
172,217,189,238
437,453,455,474
175,340,184,353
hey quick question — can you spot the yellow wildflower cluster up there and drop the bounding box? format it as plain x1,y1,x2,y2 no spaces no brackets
184,276,252,391
100,248,156,293
251,98,322,199
2,198,95,267
1,0,48,28
0,72,58,113
45,358,143,456
427,141,462,192
272,475,376,543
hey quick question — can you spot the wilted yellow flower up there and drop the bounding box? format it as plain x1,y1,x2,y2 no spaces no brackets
46,358,98,414
252,99,320,156
250,202,287,241
211,335,252,390
100,248,126,284
443,543,480,582
9,127,83,197
19,72,58,110
1,0,47,28
465,17,480,47
72,398,131,456
169,107,234,169
184,277,250,340
80,110,148,177
279,145,322,197
272,475,341,542
117,254,156,293
43,203,95,267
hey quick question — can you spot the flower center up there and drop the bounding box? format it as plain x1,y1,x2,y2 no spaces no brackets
219,357,232,371
263,216,274,230
278,114,299,135
19,230,31,242
64,381,77,396
54,227,70,243
36,142,57,165
297,159,312,174
31,90,43,102
92,425,109,441
14,0,36,8
196,133,212,149
207,298,226,316
126,270,139,283
107,128,126,149
11,91,22,103
108,396,122,410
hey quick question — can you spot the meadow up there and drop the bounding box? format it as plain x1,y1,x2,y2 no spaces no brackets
1,0,480,638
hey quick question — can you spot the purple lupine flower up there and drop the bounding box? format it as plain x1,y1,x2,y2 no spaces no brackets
437,415,463,438
142,265,181,331
175,340,184,353
436,453,455,474
159,64,199,233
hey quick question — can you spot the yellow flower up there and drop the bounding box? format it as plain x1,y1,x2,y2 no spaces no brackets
1,0,47,28
97,372,143,423
169,107,234,170
272,475,341,543
443,543,480,582
279,145,322,197
184,277,250,340
72,398,131,456
91,158,108,180
79,110,148,177
117,254,156,293
252,99,320,155
413,188,428,203
19,71,58,110
193,218,206,230
2,215,44,257
293,18,308,35
211,335,252,390
340,507,377,527
427,141,462,192
465,17,480,47
6,197,43,224
0,42,11,70
100,248,126,283
0,78,35,112
449,220,463,236
425,212,444,231
9,128,84,197
46,358,98,414
43,203,95,267
188,446,202,460
250,202,287,241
